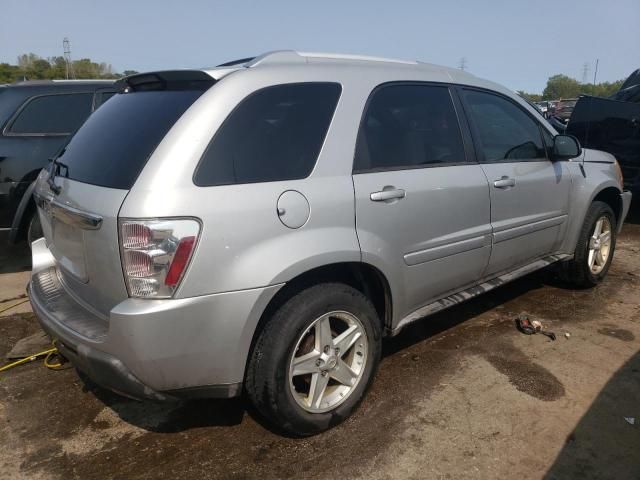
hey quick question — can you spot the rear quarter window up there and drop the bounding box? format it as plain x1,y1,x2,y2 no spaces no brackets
194,82,341,186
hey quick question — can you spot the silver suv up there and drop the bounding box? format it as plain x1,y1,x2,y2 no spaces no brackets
29,51,632,436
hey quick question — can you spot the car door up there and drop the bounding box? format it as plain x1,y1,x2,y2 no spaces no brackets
459,88,572,277
352,83,492,317
0,92,93,228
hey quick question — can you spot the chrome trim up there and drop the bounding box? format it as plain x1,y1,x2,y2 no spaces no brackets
34,191,103,230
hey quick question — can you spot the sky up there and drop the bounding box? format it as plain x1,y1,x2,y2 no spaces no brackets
1,0,639,93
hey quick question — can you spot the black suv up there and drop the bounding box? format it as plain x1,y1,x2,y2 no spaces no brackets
0,80,117,245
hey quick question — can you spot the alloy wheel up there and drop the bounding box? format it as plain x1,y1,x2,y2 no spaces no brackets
288,311,368,413
588,216,612,274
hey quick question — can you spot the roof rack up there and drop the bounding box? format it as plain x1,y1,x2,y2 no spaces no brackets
242,50,419,68
216,57,256,67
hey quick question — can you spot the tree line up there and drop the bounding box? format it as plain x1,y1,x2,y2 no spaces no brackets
518,74,625,102
0,53,138,84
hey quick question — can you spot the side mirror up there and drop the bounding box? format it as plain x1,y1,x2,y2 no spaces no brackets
552,134,582,160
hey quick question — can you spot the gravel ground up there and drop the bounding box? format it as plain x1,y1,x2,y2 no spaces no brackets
1,209,639,480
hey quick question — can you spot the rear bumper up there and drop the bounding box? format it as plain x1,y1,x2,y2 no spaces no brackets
28,238,282,401
619,191,633,232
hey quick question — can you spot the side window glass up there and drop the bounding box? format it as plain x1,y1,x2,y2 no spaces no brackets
463,90,546,162
94,91,117,110
354,84,466,172
541,128,555,155
8,93,93,135
194,83,341,186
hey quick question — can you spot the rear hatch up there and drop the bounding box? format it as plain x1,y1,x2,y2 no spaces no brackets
35,71,214,317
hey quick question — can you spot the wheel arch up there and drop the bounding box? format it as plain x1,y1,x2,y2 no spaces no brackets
9,178,38,244
243,261,393,381
564,179,622,254
592,186,623,227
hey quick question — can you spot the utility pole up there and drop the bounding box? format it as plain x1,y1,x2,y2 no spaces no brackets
63,37,75,79
458,57,467,71
592,59,599,86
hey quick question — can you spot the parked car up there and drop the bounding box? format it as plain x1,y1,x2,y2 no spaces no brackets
29,51,632,436
567,96,640,195
566,69,640,195
0,80,117,245
612,68,640,103
534,101,549,117
552,98,578,124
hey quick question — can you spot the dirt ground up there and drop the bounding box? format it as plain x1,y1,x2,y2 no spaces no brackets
1,208,639,480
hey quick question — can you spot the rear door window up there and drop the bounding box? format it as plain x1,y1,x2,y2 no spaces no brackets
7,93,93,135
194,83,341,186
354,84,466,172
55,89,207,189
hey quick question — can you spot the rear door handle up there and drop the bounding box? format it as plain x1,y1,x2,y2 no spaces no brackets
370,188,406,202
493,177,516,189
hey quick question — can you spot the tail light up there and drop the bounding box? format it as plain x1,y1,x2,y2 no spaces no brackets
119,219,201,298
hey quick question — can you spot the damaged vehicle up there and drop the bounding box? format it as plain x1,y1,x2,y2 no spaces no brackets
28,51,632,436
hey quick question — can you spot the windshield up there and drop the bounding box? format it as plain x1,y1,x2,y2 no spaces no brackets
56,88,207,189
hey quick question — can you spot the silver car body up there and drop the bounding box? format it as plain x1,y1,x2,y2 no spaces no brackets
29,51,632,400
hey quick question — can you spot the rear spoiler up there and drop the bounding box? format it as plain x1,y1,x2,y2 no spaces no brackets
115,70,216,93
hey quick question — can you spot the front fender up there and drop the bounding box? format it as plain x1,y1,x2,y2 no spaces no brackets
562,163,622,254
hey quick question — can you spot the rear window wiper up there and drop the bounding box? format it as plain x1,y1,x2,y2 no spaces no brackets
47,150,69,195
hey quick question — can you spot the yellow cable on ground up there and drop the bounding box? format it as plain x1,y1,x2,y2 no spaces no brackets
44,349,65,369
0,298,29,315
0,344,66,373
0,347,57,373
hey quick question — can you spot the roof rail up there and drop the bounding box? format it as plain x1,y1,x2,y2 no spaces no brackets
245,51,306,67
300,52,418,65
216,57,256,67
245,50,419,67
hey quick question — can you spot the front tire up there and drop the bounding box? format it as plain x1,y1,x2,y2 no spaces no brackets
562,201,617,287
245,283,382,436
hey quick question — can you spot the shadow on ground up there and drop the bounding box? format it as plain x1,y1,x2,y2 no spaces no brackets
0,242,31,274
625,196,640,225
545,350,640,480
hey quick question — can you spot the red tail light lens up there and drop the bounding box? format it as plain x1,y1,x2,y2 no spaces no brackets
165,236,196,287
119,219,200,298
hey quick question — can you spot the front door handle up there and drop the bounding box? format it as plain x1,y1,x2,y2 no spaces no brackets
493,176,516,189
370,188,406,202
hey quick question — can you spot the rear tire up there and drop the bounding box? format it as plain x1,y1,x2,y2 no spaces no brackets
561,201,617,288
245,283,382,436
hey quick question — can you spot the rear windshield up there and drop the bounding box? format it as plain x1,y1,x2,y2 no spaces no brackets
56,89,206,189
